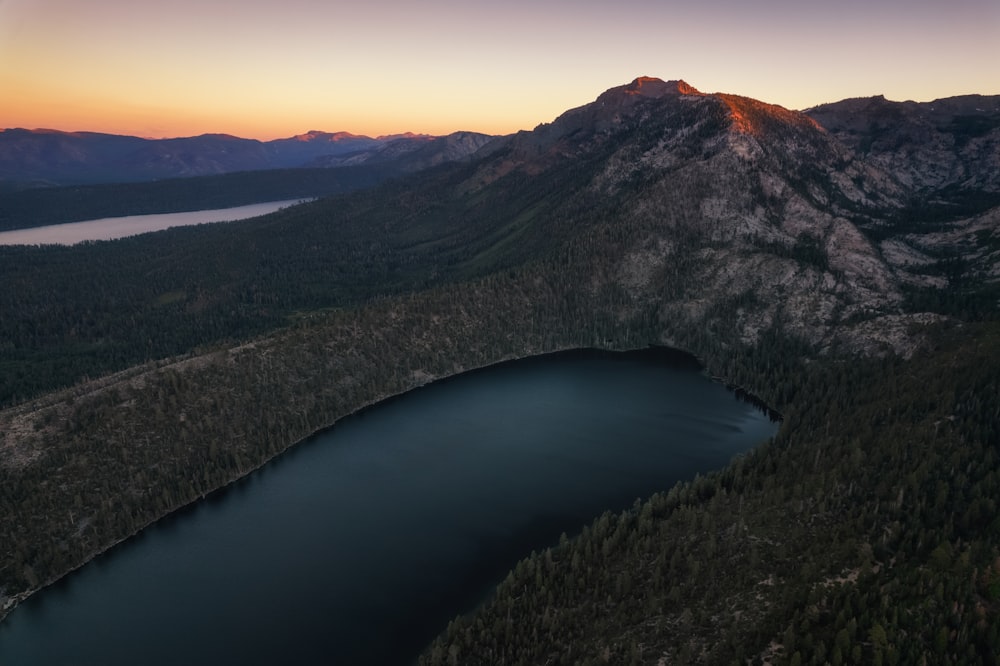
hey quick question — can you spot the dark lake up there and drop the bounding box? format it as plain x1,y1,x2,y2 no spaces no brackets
0,348,777,665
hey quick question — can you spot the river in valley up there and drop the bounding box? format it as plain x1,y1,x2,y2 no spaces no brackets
0,199,309,245
0,348,778,665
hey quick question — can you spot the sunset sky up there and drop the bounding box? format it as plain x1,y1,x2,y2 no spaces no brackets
2,0,998,140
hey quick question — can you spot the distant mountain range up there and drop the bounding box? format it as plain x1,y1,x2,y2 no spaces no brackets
805,93,1000,193
3,83,998,194
0,128,495,186
4,76,998,363
2,75,1000,664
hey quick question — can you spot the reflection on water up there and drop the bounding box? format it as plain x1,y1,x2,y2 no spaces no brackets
0,199,308,246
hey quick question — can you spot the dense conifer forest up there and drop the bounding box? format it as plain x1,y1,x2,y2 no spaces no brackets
1,81,998,663
421,322,1000,664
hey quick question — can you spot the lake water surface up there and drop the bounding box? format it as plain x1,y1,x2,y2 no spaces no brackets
0,199,308,245
0,348,777,665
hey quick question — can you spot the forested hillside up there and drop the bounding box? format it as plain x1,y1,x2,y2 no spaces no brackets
1,78,998,662
421,323,1000,665
0,165,392,231
0,151,606,406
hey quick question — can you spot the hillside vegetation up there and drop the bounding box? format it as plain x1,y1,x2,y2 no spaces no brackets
421,323,1000,665
1,78,998,663
0,165,393,231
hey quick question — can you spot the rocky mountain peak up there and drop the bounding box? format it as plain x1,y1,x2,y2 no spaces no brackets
588,77,701,110
613,76,701,99
289,130,368,143
548,77,825,143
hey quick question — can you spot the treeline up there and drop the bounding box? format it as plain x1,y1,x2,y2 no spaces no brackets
5,230,997,664
2,92,998,661
1,112,716,411
0,259,667,617
0,147,784,608
420,322,1000,665
0,151,613,407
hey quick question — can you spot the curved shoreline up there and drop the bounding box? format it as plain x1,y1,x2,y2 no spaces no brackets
0,342,776,626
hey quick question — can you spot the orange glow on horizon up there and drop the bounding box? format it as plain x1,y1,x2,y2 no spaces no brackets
0,103,524,142
0,78,524,140
1,0,996,141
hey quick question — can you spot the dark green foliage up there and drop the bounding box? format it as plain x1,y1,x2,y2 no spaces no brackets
0,155,611,406
750,235,830,273
947,114,1000,145
421,324,1000,665
867,188,1000,241
1,88,998,665
903,283,1000,322
0,264,660,614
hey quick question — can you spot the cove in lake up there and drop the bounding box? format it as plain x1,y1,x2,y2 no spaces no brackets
0,348,778,665
0,199,309,246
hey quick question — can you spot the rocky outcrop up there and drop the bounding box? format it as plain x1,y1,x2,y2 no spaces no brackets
805,94,1000,192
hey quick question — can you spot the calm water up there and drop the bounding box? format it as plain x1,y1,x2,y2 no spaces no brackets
0,349,777,665
0,199,308,245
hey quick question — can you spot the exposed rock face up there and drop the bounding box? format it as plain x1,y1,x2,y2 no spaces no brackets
2,78,996,358
469,78,999,357
1,76,998,629
805,94,1000,192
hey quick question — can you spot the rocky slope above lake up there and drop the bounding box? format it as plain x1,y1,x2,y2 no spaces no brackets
1,77,998,663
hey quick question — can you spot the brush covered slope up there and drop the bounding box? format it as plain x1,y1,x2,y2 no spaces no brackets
1,78,998,663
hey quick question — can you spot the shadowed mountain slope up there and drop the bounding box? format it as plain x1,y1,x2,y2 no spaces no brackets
0,128,493,186
1,77,998,664
806,93,1000,194
0,78,924,404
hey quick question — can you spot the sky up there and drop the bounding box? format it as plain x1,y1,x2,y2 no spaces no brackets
1,0,998,140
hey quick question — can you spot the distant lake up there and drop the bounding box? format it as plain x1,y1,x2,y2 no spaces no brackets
0,348,778,665
0,199,308,245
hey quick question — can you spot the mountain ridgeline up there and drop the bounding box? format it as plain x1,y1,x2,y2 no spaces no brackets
0,128,495,187
0,78,998,664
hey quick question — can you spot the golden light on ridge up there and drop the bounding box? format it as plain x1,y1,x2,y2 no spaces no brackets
1,0,997,139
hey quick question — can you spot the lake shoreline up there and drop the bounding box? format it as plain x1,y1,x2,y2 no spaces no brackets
0,342,775,633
